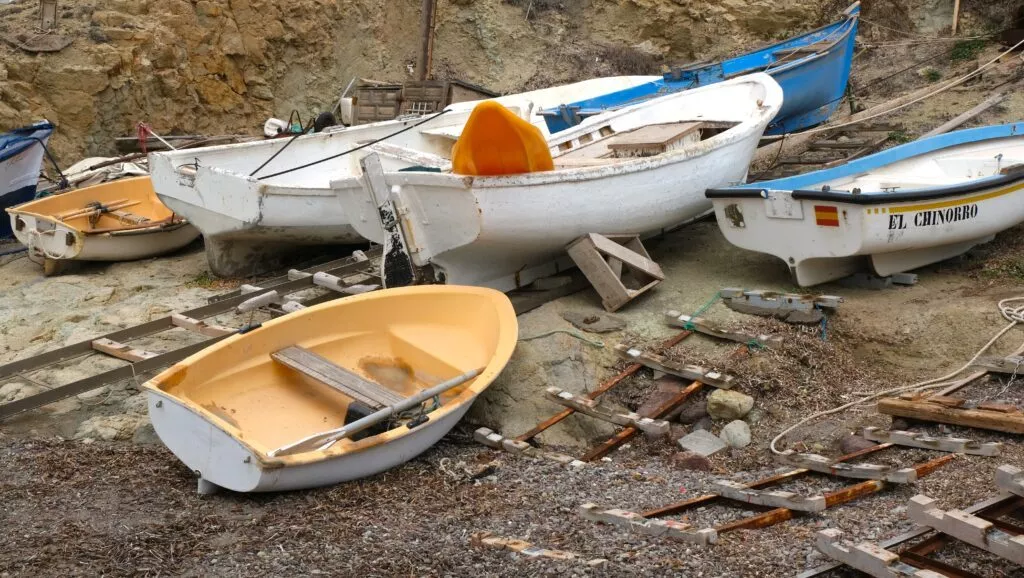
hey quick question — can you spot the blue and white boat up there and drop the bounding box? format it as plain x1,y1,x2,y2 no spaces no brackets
705,123,1024,286
1,121,54,238
540,2,860,136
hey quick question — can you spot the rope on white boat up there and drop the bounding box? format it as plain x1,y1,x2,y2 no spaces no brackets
25,228,73,261
770,296,1024,454
786,35,1024,138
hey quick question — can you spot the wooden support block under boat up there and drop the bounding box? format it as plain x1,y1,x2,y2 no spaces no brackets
271,345,405,410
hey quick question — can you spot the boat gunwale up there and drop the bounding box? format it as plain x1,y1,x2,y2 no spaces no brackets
141,285,518,470
706,122,1024,204
0,122,54,165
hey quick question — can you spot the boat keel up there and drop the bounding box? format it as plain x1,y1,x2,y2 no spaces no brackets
870,235,995,277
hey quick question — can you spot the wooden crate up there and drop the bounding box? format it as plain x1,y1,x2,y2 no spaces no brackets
567,233,664,312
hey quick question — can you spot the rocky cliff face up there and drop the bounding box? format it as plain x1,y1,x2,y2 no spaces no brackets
0,0,836,162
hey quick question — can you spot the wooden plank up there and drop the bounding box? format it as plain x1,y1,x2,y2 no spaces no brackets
579,503,717,545
582,380,702,462
861,426,1002,457
471,532,579,561
921,92,1006,138
474,427,586,468
775,451,920,483
544,387,670,437
996,465,1024,498
712,480,826,512
567,233,662,312
972,355,1024,375
810,139,869,149
91,338,159,362
877,397,1024,434
908,494,1024,565
271,346,404,409
170,313,236,338
815,529,945,578
606,122,703,149
584,233,664,280
664,310,783,346
614,343,735,389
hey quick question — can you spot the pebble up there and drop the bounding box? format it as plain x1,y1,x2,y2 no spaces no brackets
707,389,754,420
719,420,751,448
839,433,877,454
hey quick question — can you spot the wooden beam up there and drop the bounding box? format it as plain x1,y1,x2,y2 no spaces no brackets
775,451,921,483
579,503,717,545
544,387,670,437
952,0,960,35
664,311,783,346
861,426,1002,456
877,397,1024,434
996,465,1024,498
712,480,826,512
170,313,235,338
815,529,945,578
908,494,1024,565
271,346,404,410
613,343,736,389
474,427,586,468
921,92,1006,138
91,338,158,362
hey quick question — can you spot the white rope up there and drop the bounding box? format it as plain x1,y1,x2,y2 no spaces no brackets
783,36,1024,138
770,296,1024,454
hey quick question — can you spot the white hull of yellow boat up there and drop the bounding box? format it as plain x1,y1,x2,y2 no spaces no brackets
142,285,517,493
7,176,199,262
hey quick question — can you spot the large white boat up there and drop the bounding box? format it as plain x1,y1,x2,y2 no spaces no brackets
706,123,1024,286
332,73,782,291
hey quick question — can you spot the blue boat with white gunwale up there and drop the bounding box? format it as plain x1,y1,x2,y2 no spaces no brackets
705,123,1024,286
0,121,54,238
540,2,860,136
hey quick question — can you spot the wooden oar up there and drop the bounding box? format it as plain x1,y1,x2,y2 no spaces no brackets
55,199,129,220
58,200,140,221
269,367,484,457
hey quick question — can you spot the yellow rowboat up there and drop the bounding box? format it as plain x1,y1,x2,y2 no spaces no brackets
6,176,199,269
142,285,518,493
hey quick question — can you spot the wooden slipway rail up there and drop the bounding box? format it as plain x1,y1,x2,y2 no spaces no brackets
0,249,382,421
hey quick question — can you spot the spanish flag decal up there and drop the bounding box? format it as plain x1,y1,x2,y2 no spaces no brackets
814,205,840,227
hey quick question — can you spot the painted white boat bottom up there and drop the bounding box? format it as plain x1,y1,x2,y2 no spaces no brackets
147,389,473,493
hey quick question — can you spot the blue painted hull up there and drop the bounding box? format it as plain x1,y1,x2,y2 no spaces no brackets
541,3,860,136
0,121,54,238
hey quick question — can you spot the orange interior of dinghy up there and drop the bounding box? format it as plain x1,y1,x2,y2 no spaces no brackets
451,101,554,176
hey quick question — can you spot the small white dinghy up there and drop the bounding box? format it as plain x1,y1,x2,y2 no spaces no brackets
706,123,1024,286
6,176,199,273
142,285,517,493
148,76,661,277
332,73,782,291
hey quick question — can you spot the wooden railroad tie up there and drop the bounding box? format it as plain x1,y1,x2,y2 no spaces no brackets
170,313,235,338
664,310,783,347
996,465,1024,498
544,387,670,437
908,494,1024,565
972,354,1024,374
474,427,586,469
566,233,664,312
815,529,945,578
711,480,826,512
877,394,1024,435
860,426,1002,457
578,504,717,545
775,451,920,483
470,532,580,561
91,338,158,362
613,343,735,389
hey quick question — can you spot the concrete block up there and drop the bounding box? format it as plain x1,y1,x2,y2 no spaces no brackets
677,429,729,457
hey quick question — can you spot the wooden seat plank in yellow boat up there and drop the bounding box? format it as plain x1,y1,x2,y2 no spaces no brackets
271,345,406,410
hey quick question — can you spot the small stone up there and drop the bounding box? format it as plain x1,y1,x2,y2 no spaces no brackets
561,311,626,334
586,559,609,568
746,408,764,424
692,416,714,432
707,390,754,420
839,434,877,454
672,451,713,471
677,429,728,457
719,420,751,448
676,403,709,425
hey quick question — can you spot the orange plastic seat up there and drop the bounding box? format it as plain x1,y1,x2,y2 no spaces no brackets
451,101,554,176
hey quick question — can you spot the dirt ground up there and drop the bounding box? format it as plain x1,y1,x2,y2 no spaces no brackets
4,17,1024,578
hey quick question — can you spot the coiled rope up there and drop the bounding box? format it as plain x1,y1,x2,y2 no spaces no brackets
770,296,1024,454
